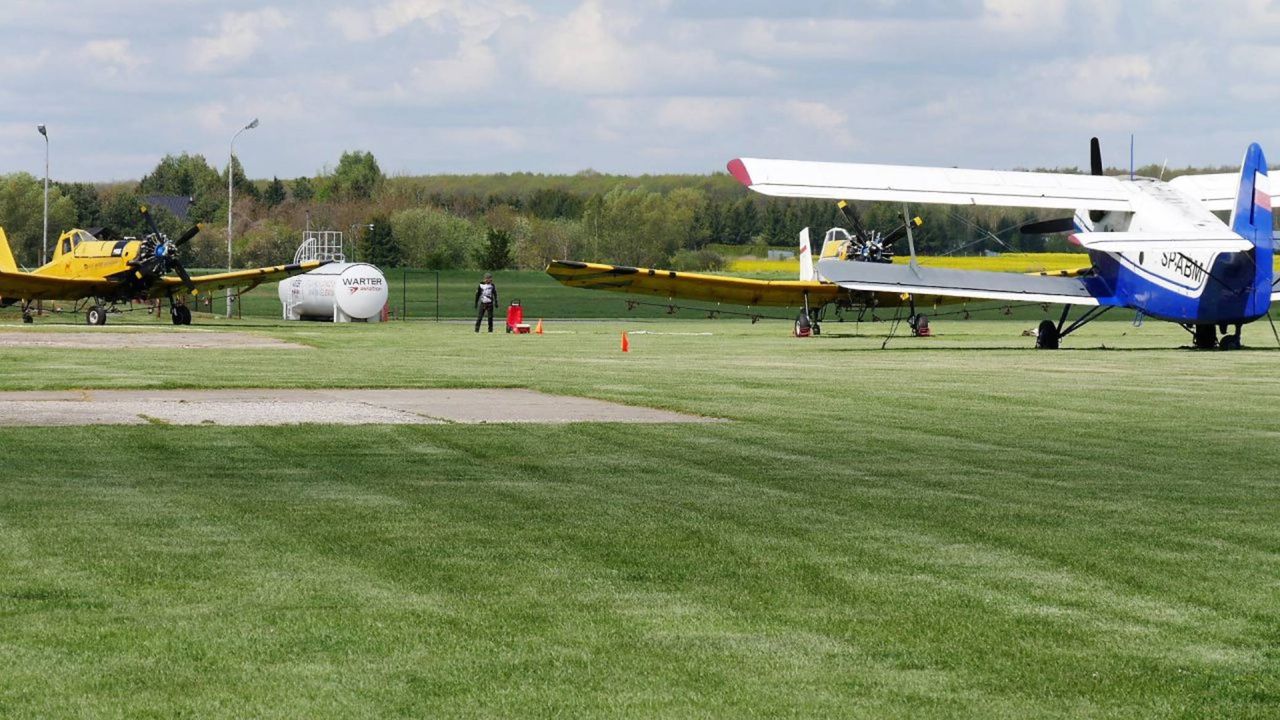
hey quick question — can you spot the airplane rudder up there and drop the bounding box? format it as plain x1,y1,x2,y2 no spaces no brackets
798,227,815,282
0,227,16,273
1231,142,1271,242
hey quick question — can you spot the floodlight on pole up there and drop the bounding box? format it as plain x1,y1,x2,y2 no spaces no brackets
227,118,259,318
37,124,48,267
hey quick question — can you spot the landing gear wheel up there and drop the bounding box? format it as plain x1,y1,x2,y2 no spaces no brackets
1219,334,1242,351
811,321,821,336
170,305,192,325
794,311,813,338
86,306,106,326
22,312,33,324
1193,324,1216,350
1035,319,1060,349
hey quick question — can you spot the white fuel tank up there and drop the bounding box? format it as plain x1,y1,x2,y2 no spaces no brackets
278,263,388,322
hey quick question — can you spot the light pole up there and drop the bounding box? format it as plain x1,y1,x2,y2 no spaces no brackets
227,117,259,318
37,125,48,266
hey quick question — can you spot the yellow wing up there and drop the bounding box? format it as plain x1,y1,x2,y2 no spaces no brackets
0,271,117,301
149,261,328,299
546,260,844,307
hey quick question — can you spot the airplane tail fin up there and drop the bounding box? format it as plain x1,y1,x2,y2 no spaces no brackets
798,227,816,281
1230,143,1272,246
1229,143,1274,313
0,227,16,273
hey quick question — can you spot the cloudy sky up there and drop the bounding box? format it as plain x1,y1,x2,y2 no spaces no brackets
3,0,1280,182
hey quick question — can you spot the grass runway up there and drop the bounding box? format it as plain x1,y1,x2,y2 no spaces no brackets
0,314,1278,717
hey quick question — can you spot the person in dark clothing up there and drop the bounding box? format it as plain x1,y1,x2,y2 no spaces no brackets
474,272,497,332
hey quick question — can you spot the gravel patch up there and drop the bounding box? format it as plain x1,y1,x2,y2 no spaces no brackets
0,331,306,350
0,389,717,426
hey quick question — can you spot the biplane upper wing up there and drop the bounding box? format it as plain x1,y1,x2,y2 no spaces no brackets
728,158,1134,211
547,260,843,307
1166,172,1280,212
149,260,328,299
0,271,116,301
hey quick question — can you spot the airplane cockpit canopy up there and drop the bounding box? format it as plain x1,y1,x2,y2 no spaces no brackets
57,229,96,257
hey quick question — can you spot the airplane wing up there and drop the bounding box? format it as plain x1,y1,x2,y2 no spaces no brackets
149,261,328,299
816,258,1113,306
0,271,116,302
1168,172,1280,212
547,260,845,307
728,158,1134,211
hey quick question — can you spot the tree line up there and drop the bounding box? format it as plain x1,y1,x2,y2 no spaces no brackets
0,152,1239,272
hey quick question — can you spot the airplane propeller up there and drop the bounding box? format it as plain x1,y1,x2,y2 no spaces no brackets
1020,137,1107,235
836,200,921,262
1019,217,1077,235
136,206,199,292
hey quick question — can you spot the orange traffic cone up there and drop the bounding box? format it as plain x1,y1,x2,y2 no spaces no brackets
535,319,543,335
621,331,630,352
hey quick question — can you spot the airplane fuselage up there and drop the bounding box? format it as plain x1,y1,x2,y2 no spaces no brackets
1075,177,1272,325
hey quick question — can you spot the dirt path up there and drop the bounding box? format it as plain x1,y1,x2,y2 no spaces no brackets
0,388,717,426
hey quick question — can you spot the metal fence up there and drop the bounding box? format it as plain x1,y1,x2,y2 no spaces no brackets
393,268,440,321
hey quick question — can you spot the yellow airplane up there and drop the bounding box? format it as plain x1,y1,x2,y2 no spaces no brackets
547,213,947,334
0,207,326,325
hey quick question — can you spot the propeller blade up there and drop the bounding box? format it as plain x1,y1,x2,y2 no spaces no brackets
1089,138,1106,222
837,200,873,243
174,224,200,247
140,205,162,237
171,259,196,292
881,216,923,246
1020,217,1077,235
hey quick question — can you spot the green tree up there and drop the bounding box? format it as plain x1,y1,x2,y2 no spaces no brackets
476,228,513,270
390,207,482,269
236,221,297,267
361,216,401,268
526,187,584,219
55,182,102,228
98,188,183,241
224,155,260,200
0,173,76,266
583,186,701,267
331,150,384,200
263,177,287,208
292,177,314,202
138,153,224,223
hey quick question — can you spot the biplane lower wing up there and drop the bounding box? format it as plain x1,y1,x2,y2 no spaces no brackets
816,258,1110,306
149,261,327,299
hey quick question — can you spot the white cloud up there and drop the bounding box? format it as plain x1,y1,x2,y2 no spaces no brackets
81,39,145,80
982,0,1067,30
655,97,747,133
189,8,291,73
530,1,640,94
329,0,532,43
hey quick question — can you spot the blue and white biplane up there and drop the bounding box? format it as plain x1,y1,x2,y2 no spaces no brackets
728,139,1278,349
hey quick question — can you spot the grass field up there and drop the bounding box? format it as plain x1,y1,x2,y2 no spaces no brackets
1,315,1278,717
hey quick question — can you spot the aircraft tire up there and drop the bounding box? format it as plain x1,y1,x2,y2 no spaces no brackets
1193,324,1216,350
1035,319,1059,349
178,306,192,325
87,306,106,326
22,313,32,324
1219,334,1242,351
